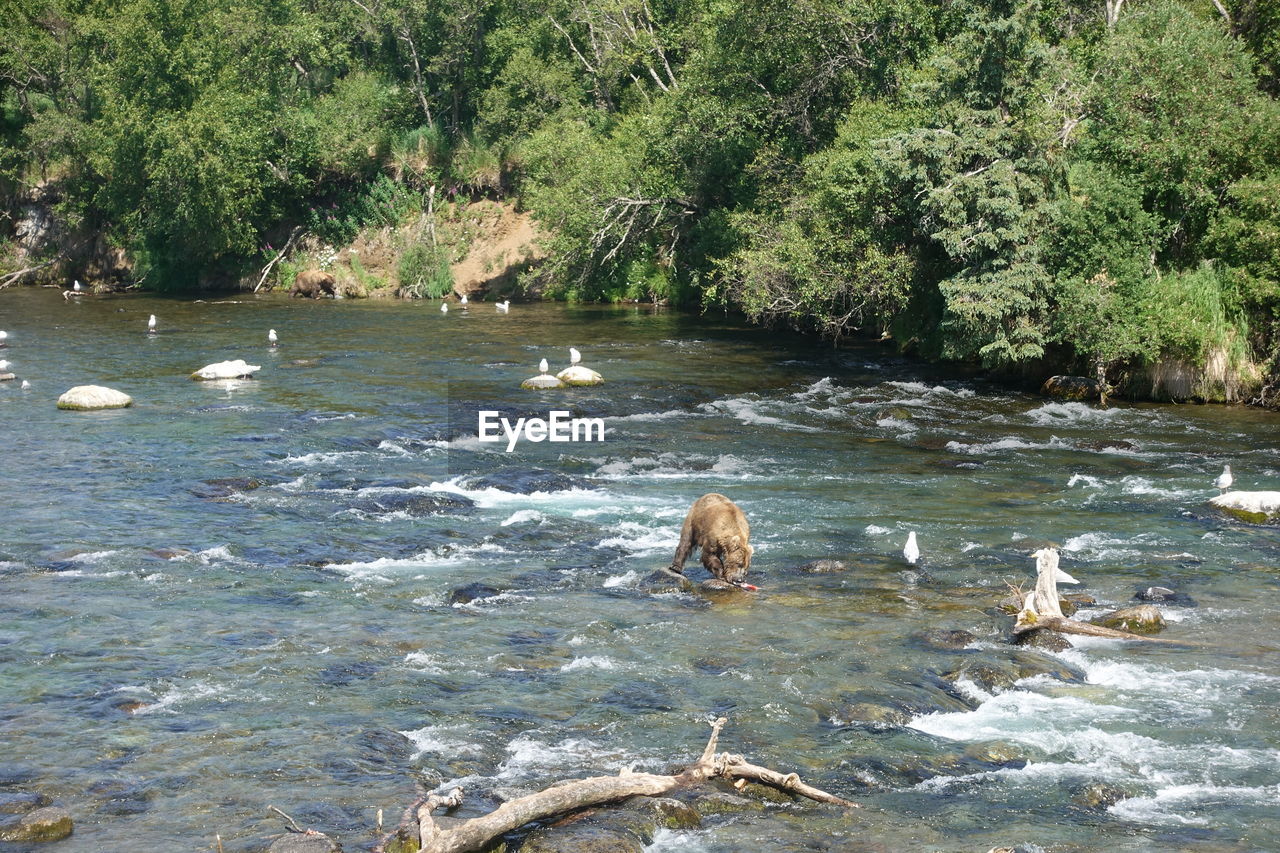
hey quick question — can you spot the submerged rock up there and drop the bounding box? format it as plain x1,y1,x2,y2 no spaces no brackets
1073,781,1132,810
266,831,340,853
470,468,595,494
56,385,132,410
794,559,848,573
1041,375,1102,401
1210,491,1280,523
448,583,505,605
0,792,49,814
1135,586,1196,606
0,806,73,842
639,568,695,594
964,741,1026,766
913,629,977,651
1091,604,1166,634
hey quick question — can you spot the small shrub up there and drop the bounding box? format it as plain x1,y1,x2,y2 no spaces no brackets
398,243,452,298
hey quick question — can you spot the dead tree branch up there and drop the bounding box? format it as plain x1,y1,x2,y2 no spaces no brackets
377,717,855,853
254,226,303,293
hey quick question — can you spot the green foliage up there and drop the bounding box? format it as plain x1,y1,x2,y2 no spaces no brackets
398,242,453,297
2,0,1278,390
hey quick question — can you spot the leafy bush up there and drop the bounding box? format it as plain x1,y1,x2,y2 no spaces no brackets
398,243,453,298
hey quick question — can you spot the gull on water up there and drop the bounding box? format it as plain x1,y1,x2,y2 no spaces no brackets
496,300,510,313
268,329,278,347
460,293,468,306
73,280,82,292
0,360,9,370
0,331,8,346
441,302,448,313
1215,464,1233,493
903,531,920,565
147,314,157,333
20,380,31,390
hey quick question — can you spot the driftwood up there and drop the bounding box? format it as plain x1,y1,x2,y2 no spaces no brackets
254,226,304,293
1013,549,1181,644
377,717,854,853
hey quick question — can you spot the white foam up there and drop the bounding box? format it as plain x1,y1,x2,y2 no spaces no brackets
603,570,640,588
1027,402,1124,426
328,542,513,577
560,655,620,672
946,437,1051,455
403,652,448,674
427,477,609,509
1109,783,1280,826
865,524,892,536
1062,531,1162,562
271,450,370,467
400,724,484,759
597,522,678,555
700,397,822,432
497,736,647,780
500,509,545,527
644,828,710,852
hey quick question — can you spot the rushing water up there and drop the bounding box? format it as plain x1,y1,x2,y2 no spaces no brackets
1,286,1278,852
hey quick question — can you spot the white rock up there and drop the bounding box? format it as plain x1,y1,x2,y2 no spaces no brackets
521,374,566,390
57,385,133,410
1210,491,1280,522
555,365,604,386
191,359,261,380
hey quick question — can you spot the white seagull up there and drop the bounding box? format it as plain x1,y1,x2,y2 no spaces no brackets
73,280,82,292
569,347,582,366
903,531,920,565
1215,464,1233,494
20,380,31,390
268,329,278,347
441,302,448,313
0,360,9,371
0,331,8,346
496,300,510,313
539,358,549,374
460,293,468,306
147,314,157,333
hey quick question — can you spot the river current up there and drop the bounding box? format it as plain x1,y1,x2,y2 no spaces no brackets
1,287,1278,852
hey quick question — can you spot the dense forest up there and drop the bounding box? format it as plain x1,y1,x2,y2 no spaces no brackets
2,0,1279,399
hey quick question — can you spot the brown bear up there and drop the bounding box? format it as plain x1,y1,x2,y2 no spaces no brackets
669,493,754,584
290,269,337,298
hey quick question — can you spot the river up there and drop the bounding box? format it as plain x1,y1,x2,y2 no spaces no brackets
1,286,1278,852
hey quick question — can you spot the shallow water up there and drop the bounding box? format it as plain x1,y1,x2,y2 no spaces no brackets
1,287,1278,852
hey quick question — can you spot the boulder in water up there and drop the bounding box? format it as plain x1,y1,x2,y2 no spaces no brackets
794,559,848,573
0,373,14,382
56,385,133,410
521,373,566,389
1090,604,1166,634
191,359,260,380
0,806,73,842
1041,375,1102,401
556,365,604,386
1210,490,1280,523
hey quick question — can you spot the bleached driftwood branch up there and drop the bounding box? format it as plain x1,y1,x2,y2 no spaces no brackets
377,717,855,853
1013,549,1181,643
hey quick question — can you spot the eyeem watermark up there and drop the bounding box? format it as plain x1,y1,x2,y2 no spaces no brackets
478,410,606,452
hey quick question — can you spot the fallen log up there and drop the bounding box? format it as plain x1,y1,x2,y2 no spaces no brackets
1012,549,1183,644
377,717,855,853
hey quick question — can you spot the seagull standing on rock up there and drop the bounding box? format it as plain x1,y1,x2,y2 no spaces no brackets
569,347,581,366
1216,464,1233,494
903,531,920,565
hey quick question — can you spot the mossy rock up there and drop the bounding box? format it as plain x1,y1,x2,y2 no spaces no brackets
521,375,566,390
1090,605,1165,634
964,740,1026,765
618,797,700,831
691,791,764,817
0,806,73,842
56,385,132,410
1073,781,1132,810
555,366,604,386
517,822,643,853
1209,491,1280,524
1041,375,1102,401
